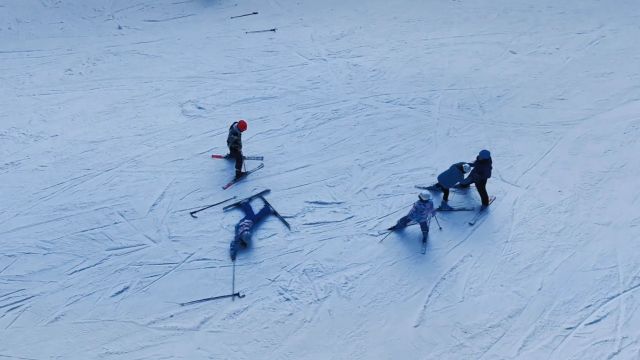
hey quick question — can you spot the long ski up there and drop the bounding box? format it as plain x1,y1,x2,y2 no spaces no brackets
468,196,496,226
437,206,475,212
222,163,264,190
179,292,245,306
223,189,271,211
189,196,236,218
212,154,264,161
259,196,291,230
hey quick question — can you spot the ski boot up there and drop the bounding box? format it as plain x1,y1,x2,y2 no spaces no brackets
438,201,453,211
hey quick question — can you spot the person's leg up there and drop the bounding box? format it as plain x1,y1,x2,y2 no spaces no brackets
419,221,430,241
253,204,272,224
475,179,489,206
230,149,244,178
389,215,411,230
442,187,450,202
240,202,255,218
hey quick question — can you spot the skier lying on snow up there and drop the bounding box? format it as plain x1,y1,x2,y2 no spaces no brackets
457,149,493,208
230,198,274,261
426,162,471,210
227,119,248,180
387,192,437,243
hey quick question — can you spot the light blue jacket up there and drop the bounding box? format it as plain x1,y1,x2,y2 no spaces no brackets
408,199,435,223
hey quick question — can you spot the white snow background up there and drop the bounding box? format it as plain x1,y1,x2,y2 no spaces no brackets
2,0,640,359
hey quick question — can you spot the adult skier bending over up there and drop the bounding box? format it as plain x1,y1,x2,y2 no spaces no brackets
388,192,437,243
227,119,248,180
230,198,274,261
426,162,471,210
457,149,493,208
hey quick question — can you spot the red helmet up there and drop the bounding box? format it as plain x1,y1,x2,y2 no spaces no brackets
237,119,248,132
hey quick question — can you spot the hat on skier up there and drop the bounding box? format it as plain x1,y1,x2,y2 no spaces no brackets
237,119,248,132
462,163,471,173
419,192,431,201
478,149,491,160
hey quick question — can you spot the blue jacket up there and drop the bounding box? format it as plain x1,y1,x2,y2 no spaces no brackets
467,157,492,182
437,162,467,188
408,199,435,223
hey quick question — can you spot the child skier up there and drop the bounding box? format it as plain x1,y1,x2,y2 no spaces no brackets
229,198,274,261
426,162,471,210
388,192,437,243
457,149,493,208
227,119,248,180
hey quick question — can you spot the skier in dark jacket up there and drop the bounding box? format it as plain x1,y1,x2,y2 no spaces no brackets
458,149,493,207
230,198,273,261
388,192,436,243
227,119,248,180
427,162,471,210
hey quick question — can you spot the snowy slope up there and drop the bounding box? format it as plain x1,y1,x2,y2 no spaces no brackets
2,0,640,358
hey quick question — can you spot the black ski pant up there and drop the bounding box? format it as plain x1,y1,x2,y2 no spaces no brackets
436,183,451,202
229,148,243,177
475,179,489,206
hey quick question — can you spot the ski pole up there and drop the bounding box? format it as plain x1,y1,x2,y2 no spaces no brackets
190,196,237,218
433,214,442,230
379,230,394,243
232,260,236,302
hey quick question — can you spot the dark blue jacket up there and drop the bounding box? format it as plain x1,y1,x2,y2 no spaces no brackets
468,157,492,182
437,162,467,188
227,122,242,152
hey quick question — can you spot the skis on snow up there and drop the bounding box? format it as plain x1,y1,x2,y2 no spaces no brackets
212,154,264,161
437,206,475,212
468,196,496,226
259,196,291,230
379,229,427,254
223,189,290,229
222,163,264,190
223,189,271,211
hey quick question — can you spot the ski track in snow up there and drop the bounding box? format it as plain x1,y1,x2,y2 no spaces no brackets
1,0,640,359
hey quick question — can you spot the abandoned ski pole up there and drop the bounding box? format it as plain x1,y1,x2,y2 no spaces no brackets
232,260,237,301
180,292,245,306
246,28,277,34
190,196,236,218
231,11,258,19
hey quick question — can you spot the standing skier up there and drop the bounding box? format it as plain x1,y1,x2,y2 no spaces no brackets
458,149,493,208
388,192,437,243
426,162,471,210
229,198,274,261
227,119,248,180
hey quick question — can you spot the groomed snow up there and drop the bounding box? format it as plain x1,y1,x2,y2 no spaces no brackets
1,0,640,358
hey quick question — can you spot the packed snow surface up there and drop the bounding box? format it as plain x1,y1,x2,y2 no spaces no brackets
2,0,640,358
